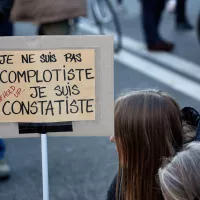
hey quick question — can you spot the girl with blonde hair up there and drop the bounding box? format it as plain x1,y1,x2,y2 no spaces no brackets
159,141,200,200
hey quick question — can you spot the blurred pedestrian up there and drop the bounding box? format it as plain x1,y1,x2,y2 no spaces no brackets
0,139,10,180
0,0,14,180
0,20,13,36
166,0,193,30
107,89,184,200
10,0,87,35
159,141,200,200
0,0,14,36
140,0,174,52
176,0,193,30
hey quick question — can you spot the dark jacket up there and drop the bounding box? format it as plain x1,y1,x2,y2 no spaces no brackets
107,174,118,200
107,107,200,200
0,0,14,22
182,107,200,141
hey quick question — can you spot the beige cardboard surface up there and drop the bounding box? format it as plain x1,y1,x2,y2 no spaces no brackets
0,49,95,122
0,36,114,137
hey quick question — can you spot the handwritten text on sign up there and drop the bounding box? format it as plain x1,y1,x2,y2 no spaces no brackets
0,49,95,122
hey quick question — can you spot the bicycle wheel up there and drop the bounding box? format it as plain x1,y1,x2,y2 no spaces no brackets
91,0,123,53
197,11,200,45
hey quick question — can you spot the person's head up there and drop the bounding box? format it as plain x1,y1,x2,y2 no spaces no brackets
159,141,200,200
111,89,184,200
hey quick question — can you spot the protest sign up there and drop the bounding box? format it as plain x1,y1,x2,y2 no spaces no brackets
0,36,114,137
0,49,95,122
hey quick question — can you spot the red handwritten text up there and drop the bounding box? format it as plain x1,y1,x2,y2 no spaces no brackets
0,86,25,103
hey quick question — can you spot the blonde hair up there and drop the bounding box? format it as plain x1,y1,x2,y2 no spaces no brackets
159,142,200,200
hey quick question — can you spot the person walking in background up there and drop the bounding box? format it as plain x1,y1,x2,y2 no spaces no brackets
176,0,193,30
159,141,200,200
0,0,14,36
0,0,14,180
140,0,174,52
166,0,193,30
0,139,10,180
10,0,87,35
0,19,13,36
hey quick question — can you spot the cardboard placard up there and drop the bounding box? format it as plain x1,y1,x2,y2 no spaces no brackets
0,49,95,122
0,36,114,137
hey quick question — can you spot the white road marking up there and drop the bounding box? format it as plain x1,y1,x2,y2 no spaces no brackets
78,21,200,80
78,21,200,101
115,50,200,101
13,21,200,101
122,37,200,80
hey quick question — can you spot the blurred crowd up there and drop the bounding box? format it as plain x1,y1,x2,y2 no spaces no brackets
0,0,87,36
0,0,88,180
0,0,193,48
141,0,192,52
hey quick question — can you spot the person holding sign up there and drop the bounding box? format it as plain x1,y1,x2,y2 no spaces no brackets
0,0,14,36
0,0,14,180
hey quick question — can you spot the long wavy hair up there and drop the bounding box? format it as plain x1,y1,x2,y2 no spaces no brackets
114,89,184,200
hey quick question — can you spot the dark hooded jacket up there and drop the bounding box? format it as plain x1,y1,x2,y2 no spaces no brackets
0,0,14,22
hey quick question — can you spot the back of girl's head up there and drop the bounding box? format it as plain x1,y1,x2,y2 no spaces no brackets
114,89,184,200
159,142,200,200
